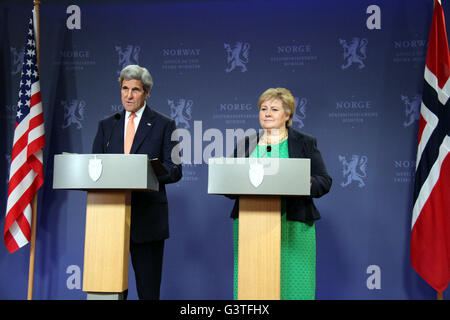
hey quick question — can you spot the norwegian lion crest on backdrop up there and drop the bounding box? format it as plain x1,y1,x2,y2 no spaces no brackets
115,45,141,74
401,94,421,127
168,98,193,129
339,154,367,188
61,100,85,130
339,37,367,70
292,97,307,129
224,42,250,73
10,47,24,75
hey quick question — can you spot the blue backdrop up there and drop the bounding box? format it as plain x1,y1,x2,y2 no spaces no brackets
1,0,449,300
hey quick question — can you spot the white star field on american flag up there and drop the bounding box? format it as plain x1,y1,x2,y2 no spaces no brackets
16,18,39,125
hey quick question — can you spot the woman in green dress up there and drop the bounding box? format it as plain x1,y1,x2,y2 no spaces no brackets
230,88,332,300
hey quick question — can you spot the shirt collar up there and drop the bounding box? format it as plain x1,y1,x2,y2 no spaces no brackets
125,101,146,120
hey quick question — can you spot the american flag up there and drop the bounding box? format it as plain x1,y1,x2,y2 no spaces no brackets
411,0,450,293
4,11,45,253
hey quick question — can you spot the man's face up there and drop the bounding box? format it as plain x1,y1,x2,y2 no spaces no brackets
121,79,149,113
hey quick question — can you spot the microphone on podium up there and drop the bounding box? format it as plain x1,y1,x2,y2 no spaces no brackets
105,113,121,153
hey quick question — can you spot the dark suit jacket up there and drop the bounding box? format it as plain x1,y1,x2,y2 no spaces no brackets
230,127,332,223
92,105,182,243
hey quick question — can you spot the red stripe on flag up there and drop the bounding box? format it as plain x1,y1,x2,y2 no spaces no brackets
4,231,19,253
411,154,450,292
425,1,450,89
10,134,29,163
28,137,45,160
5,179,39,230
16,212,31,241
7,164,33,197
30,91,41,107
29,113,44,129
417,114,426,145
27,154,44,184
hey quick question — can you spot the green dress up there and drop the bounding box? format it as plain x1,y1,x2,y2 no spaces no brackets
233,139,316,300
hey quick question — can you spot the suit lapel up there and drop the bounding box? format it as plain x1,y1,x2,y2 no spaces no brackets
130,105,155,154
287,127,307,158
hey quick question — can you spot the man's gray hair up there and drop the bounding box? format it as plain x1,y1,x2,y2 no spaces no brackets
118,64,153,92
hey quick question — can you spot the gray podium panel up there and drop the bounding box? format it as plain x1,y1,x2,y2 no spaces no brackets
53,154,159,191
208,157,310,196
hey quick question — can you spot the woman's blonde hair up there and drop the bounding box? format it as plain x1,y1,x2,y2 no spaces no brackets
257,88,295,127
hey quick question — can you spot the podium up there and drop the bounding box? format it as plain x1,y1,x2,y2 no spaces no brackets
53,154,159,299
208,157,310,300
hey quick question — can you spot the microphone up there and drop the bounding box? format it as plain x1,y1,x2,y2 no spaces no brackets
266,146,272,153
105,113,121,153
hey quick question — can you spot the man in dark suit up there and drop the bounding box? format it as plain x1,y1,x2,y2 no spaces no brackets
92,65,182,299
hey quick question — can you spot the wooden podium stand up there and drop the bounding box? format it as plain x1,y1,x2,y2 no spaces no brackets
83,190,131,294
208,157,310,300
53,154,158,299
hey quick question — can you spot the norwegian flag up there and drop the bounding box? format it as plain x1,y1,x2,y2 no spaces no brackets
4,11,45,253
411,0,450,293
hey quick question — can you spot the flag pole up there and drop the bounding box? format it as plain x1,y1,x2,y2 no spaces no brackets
27,197,38,300
27,0,40,301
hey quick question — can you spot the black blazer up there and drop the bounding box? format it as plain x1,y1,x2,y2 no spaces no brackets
92,105,182,242
230,127,332,223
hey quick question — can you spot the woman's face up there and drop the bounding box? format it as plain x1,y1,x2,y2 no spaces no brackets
259,98,290,131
